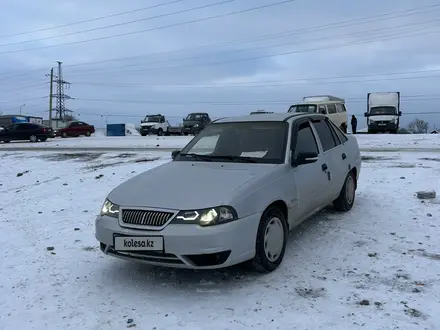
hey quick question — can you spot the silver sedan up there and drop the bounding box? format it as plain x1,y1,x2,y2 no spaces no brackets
95,112,361,272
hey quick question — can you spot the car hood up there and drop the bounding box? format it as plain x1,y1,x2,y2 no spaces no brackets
107,161,277,210
368,115,397,121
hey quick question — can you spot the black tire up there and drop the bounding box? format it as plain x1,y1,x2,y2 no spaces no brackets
61,132,68,138
85,130,91,137
157,128,163,136
39,137,48,142
333,171,356,212
30,135,38,143
141,133,147,136
2,140,10,143
390,129,398,134
249,206,288,273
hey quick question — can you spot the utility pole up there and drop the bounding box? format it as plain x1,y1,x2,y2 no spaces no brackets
48,68,54,127
53,61,73,121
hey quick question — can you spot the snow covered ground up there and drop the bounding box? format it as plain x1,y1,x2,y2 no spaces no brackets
1,146,439,329
1,133,439,151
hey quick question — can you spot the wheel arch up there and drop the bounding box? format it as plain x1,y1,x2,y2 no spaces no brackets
263,200,288,228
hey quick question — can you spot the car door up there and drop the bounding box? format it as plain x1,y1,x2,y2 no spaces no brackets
289,119,332,223
326,119,350,194
326,103,340,127
14,123,33,140
310,118,341,202
3,124,19,140
68,122,79,136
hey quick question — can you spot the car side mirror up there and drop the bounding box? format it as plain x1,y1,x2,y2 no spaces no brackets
398,111,402,116
171,150,181,160
293,151,319,166
364,112,368,117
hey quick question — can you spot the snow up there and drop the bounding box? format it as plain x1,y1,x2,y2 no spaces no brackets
1,144,440,329
1,133,439,151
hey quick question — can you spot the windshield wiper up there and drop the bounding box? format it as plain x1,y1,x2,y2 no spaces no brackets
179,153,213,161
206,155,259,163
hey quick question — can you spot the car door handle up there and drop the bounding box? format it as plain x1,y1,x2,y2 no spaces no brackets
342,153,347,160
321,163,328,171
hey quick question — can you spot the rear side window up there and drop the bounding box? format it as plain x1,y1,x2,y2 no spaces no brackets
318,105,327,114
327,104,337,114
293,121,319,156
328,120,348,143
312,120,337,152
335,104,346,113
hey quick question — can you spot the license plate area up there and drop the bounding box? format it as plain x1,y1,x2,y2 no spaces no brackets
113,234,164,252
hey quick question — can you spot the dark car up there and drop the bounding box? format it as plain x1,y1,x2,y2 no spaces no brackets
182,112,211,135
0,123,54,143
54,121,95,138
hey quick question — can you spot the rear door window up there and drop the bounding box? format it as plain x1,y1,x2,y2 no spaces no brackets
311,119,338,152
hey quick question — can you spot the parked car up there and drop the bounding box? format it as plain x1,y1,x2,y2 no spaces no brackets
0,122,54,143
140,114,182,136
95,113,361,272
182,112,211,135
54,121,95,138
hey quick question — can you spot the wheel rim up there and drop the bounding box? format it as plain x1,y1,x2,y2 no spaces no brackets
263,217,284,262
62,132,67,137
345,174,355,204
30,135,37,142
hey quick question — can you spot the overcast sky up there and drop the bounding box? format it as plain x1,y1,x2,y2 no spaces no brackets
1,0,440,129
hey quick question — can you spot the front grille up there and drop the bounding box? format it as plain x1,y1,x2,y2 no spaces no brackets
121,209,174,227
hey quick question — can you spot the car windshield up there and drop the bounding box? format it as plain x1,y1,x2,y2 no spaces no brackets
145,115,161,122
185,114,203,120
177,121,288,164
58,122,71,128
369,106,397,115
288,104,317,113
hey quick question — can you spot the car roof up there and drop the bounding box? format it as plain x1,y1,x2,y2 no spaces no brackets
213,113,326,123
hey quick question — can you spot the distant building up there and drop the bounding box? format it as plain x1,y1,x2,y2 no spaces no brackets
431,129,439,134
0,114,43,127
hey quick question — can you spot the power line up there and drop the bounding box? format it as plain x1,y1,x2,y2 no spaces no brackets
0,0,185,39
0,0,234,47
65,18,440,76
0,0,297,55
0,2,437,77
70,68,440,88
67,27,440,78
68,95,440,105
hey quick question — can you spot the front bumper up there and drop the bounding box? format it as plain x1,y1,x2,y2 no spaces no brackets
95,213,261,269
368,121,398,132
140,127,159,135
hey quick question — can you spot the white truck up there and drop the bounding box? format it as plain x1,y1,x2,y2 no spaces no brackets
365,92,402,134
140,114,182,136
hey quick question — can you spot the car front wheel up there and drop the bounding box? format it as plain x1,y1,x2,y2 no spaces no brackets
61,132,68,138
333,171,356,211
249,206,288,273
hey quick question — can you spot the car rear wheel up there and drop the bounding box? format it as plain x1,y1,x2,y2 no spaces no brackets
333,171,356,211
249,206,288,273
30,135,38,143
61,132,68,138
85,130,91,137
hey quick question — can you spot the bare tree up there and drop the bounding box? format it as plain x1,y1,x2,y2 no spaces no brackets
408,118,429,134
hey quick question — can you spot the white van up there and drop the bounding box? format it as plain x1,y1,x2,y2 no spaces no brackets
287,95,348,133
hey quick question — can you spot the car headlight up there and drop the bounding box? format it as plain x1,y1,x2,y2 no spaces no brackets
173,206,237,226
194,124,199,128
100,199,120,218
